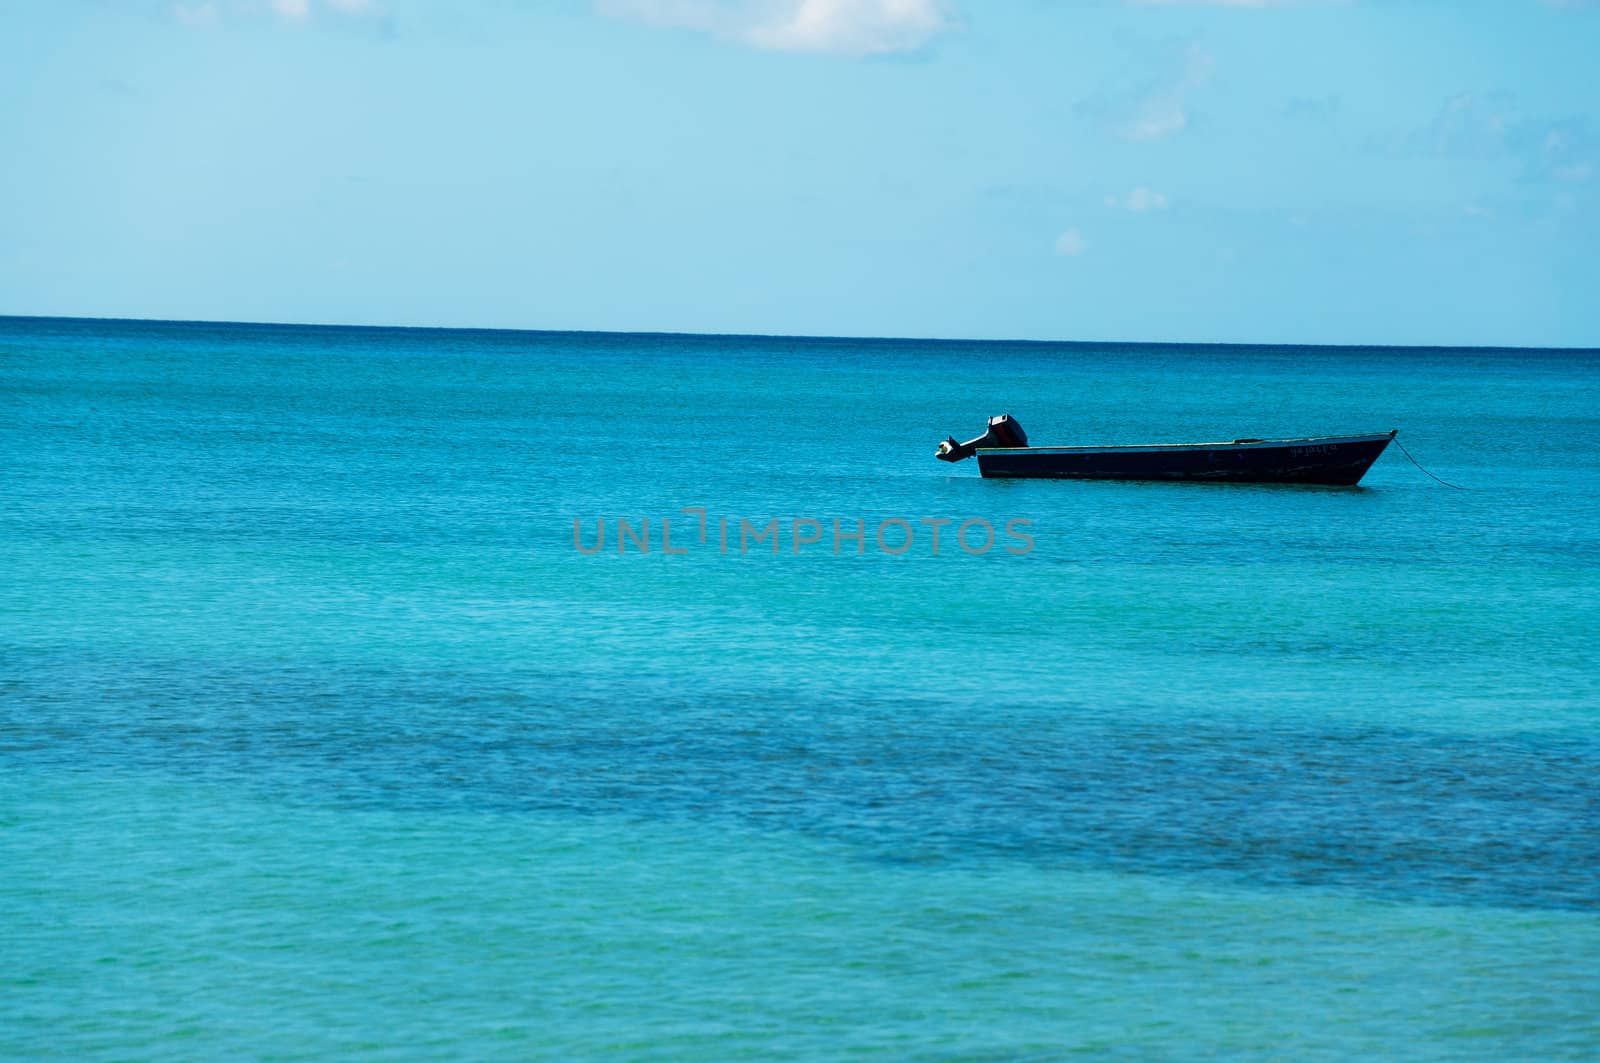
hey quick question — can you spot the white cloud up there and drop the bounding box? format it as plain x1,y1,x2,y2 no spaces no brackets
1054,228,1089,256
596,0,949,55
271,0,311,20
1106,186,1169,211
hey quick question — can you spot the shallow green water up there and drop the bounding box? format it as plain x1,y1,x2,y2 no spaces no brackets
3,317,1597,1057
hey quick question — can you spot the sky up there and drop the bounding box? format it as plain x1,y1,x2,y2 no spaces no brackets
1,0,1597,347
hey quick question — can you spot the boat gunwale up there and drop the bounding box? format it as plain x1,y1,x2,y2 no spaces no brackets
976,431,1395,455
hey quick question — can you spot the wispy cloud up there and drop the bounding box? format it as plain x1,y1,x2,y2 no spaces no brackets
1120,46,1213,142
595,0,949,55
1105,186,1170,211
1070,42,1216,148
173,2,222,26
1394,92,1597,186
171,0,386,27
1128,0,1304,6
1283,95,1341,126
1054,228,1089,256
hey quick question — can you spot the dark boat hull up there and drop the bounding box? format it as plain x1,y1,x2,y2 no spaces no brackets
976,432,1395,486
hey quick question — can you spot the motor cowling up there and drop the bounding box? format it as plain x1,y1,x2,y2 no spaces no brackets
936,414,1028,462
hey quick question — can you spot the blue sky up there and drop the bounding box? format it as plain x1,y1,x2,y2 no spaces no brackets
2,1,1596,346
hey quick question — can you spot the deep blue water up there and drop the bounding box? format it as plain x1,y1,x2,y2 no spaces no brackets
3,316,1598,1058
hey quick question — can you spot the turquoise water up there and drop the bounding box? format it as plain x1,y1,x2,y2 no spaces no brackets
3,316,1598,1058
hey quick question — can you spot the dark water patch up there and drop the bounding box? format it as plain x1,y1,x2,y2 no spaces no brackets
4,654,1596,912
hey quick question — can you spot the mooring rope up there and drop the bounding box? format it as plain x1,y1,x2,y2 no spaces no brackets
1392,436,1466,490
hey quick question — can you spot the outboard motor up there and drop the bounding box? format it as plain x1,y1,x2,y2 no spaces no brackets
936,414,1028,462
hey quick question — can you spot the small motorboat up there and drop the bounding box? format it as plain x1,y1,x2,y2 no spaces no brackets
937,415,1396,486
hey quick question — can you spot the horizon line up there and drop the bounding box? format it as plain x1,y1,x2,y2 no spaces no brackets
2,312,1596,355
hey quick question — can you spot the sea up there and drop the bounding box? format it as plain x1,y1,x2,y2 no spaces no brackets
3,315,1597,1059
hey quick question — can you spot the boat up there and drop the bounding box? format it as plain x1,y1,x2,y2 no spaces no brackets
936,415,1396,486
